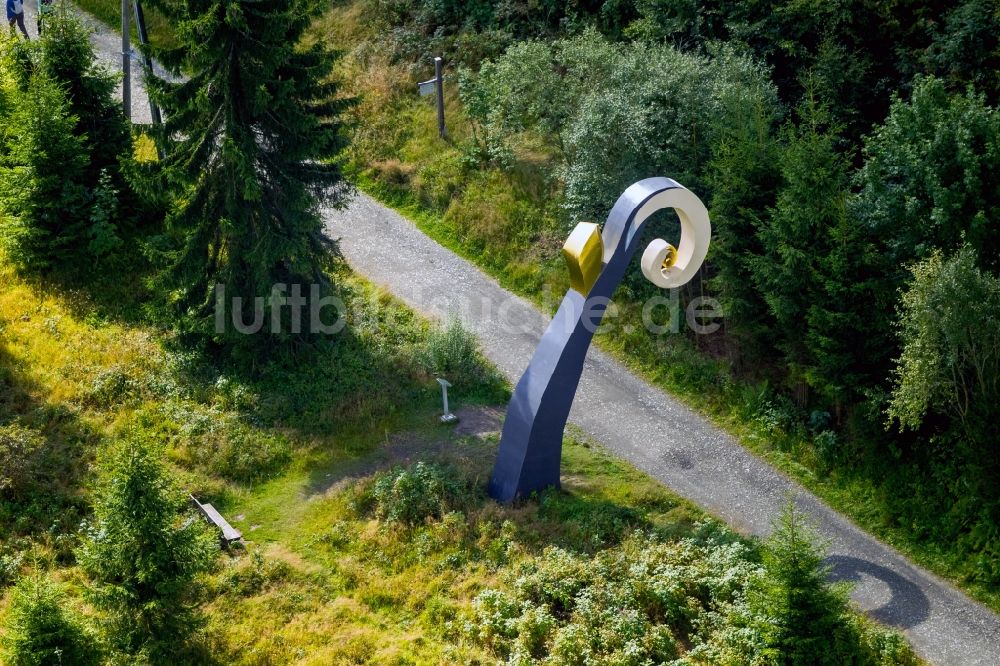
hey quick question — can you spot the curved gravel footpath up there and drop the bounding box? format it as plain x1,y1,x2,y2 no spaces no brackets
324,194,1000,666
34,2,1000,663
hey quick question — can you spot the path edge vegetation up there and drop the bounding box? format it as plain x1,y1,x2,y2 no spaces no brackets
351,172,1000,617
0,1,932,663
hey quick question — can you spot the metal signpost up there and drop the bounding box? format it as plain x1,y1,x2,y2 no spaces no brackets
120,0,162,127
488,178,712,503
133,0,162,126
121,0,131,121
437,378,458,424
417,57,447,139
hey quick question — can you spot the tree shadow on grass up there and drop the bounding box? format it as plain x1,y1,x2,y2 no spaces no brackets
14,250,154,328
0,341,100,540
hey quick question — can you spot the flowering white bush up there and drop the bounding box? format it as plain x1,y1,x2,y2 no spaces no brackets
465,522,917,665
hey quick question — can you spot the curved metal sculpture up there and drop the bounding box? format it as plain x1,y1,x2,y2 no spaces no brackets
488,177,711,503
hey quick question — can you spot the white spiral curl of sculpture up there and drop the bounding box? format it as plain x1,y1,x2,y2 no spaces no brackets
634,187,712,288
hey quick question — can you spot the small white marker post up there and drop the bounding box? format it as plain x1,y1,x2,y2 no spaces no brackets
437,378,458,424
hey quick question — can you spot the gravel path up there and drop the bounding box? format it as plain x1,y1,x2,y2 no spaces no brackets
325,194,1000,666
34,2,1000,663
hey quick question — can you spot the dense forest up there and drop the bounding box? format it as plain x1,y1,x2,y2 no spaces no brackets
0,0,997,662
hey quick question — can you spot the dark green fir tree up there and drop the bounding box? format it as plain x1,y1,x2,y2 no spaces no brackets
38,8,132,197
749,503,861,666
144,0,353,354
751,84,883,413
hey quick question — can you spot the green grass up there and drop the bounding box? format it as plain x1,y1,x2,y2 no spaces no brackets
0,246,507,656
0,248,918,663
192,427,716,663
65,0,997,613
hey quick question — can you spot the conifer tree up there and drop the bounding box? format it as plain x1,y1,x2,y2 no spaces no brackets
38,9,131,196
706,92,782,367
0,13,134,270
750,503,858,666
0,575,99,666
76,436,216,661
0,66,91,270
144,0,353,349
752,88,882,411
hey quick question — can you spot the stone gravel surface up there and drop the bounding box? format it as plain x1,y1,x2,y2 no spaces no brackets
23,1,166,125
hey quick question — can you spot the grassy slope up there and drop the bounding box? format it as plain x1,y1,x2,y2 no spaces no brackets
0,254,775,662
0,250,920,663
0,248,503,656
67,0,998,613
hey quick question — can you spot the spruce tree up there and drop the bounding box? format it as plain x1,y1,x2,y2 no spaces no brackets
751,88,883,412
144,0,353,349
0,575,100,666
38,9,132,197
0,66,91,271
76,435,217,661
751,503,858,666
0,13,135,270
706,91,782,369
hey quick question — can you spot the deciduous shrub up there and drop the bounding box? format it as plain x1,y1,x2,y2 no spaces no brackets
889,247,1000,435
886,248,1000,584
463,32,778,225
361,461,471,524
466,518,918,665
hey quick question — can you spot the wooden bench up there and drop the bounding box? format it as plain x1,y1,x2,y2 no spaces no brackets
190,495,242,545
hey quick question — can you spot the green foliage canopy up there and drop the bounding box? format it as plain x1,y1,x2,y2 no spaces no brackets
889,247,1000,436
0,576,99,666
145,0,353,349
0,12,133,271
463,31,778,224
76,436,217,661
0,63,90,270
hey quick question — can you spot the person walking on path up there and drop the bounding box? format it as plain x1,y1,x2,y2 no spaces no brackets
7,0,29,39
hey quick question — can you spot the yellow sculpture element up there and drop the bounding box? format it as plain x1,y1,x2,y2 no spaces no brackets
660,243,677,269
563,222,604,295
